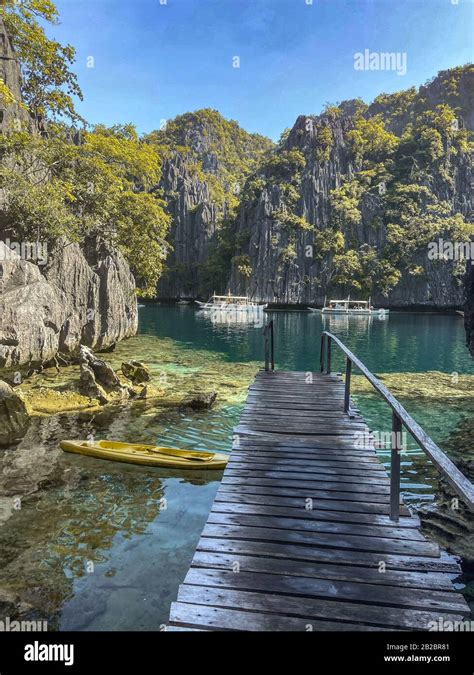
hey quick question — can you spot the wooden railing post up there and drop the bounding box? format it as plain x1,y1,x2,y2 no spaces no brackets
320,334,325,373
326,335,332,374
263,320,274,372
344,357,352,413
270,320,274,371
390,412,402,522
263,325,269,371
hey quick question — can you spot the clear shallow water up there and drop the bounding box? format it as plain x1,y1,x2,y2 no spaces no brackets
0,306,472,628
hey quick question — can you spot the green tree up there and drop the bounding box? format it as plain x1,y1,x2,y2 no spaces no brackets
1,0,83,124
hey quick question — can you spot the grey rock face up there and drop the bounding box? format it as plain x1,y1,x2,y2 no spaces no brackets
465,259,474,357
230,104,472,307
0,236,138,368
0,18,31,134
157,152,218,298
0,379,30,446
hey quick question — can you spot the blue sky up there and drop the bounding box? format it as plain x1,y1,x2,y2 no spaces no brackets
53,0,473,140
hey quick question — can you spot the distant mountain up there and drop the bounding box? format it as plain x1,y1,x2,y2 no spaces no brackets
144,109,273,297
153,66,473,310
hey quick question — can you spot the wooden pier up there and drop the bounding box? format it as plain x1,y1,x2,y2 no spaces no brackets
168,330,473,631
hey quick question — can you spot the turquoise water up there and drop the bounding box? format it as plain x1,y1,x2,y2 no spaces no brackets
0,306,472,629
143,306,473,494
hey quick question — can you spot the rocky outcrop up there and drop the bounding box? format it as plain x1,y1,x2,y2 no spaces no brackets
157,152,218,298
465,258,474,357
229,69,473,307
0,236,138,368
0,379,30,446
79,345,129,404
153,110,274,298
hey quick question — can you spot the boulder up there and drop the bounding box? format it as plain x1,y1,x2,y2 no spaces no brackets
0,236,138,368
0,380,30,446
121,360,151,384
79,363,109,405
78,346,130,404
181,391,217,410
79,346,121,390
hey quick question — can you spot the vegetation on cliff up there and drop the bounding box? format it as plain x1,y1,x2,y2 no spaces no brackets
229,66,473,301
0,1,170,296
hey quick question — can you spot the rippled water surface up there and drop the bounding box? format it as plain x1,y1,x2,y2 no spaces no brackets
0,306,472,628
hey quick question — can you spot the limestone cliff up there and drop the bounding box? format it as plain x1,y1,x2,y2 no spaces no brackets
0,237,138,368
0,18,30,134
229,67,473,307
465,258,474,357
147,109,274,298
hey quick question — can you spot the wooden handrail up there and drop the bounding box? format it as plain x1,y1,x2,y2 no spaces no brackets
321,331,474,518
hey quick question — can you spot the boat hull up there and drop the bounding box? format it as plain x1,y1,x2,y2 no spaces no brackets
196,302,267,312
60,440,229,469
309,307,389,316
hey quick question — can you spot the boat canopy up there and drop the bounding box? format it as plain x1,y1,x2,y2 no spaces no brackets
211,293,252,304
328,300,369,305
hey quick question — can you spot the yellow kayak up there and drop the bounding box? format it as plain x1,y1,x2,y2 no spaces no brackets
60,439,229,469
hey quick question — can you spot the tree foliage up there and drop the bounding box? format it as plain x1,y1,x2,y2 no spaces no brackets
1,0,83,123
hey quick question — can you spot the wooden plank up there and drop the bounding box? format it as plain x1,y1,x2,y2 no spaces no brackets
223,471,392,494
230,452,387,472
177,585,467,630
196,536,461,573
191,551,454,591
221,477,397,504
203,520,440,557
213,491,420,529
233,447,382,461
234,436,378,450
182,569,467,613
169,602,400,631
234,427,377,445
231,450,384,465
227,461,390,483
215,489,416,521
206,512,428,545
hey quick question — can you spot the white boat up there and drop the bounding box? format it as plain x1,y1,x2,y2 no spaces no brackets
308,298,389,316
195,292,267,312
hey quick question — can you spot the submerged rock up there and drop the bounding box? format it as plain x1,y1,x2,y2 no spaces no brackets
79,363,109,405
78,346,129,404
0,380,30,446
121,360,151,384
79,346,121,390
181,391,217,410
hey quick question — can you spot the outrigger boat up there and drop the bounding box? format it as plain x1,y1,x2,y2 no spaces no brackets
309,297,389,316
195,291,267,312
